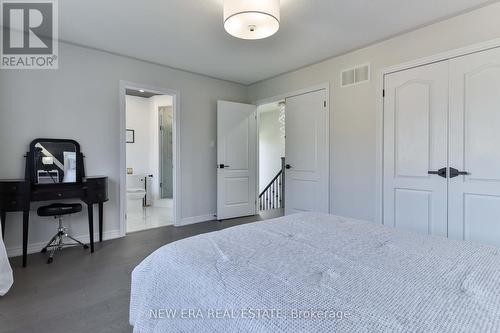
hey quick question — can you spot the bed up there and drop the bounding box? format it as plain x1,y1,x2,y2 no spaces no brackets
130,213,500,332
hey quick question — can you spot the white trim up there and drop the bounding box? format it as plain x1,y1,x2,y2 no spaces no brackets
7,230,122,258
119,81,182,236
256,108,261,214
253,82,331,213
179,214,216,226
253,83,330,106
375,38,500,226
382,37,500,76
374,70,385,224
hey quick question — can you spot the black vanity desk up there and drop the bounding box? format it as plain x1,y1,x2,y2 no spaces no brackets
0,177,108,267
0,139,108,267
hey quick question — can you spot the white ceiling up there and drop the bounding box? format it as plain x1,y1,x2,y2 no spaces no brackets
60,0,496,85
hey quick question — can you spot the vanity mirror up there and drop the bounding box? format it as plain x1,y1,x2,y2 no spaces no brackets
29,139,84,185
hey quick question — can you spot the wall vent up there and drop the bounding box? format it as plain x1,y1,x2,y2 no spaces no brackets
341,63,370,88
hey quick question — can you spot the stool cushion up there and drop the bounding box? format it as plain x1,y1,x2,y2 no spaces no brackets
37,203,82,217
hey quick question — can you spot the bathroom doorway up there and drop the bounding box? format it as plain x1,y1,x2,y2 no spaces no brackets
120,84,178,233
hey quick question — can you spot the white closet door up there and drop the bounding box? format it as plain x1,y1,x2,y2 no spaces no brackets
284,89,329,215
217,101,257,220
383,62,449,236
448,47,500,247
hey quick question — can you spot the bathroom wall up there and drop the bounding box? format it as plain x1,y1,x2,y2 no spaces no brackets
126,95,153,176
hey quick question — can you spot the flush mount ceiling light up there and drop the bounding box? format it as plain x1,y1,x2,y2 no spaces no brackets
224,0,280,40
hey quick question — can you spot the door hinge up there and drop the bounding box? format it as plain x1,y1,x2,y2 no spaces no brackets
324,101,327,108
382,89,385,98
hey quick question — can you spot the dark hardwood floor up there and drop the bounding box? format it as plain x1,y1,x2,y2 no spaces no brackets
0,209,283,333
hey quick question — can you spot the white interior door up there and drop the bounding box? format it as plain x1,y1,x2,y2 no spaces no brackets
448,47,500,247
217,101,257,220
383,62,449,236
284,89,329,215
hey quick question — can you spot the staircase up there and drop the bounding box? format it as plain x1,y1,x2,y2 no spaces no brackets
259,158,285,211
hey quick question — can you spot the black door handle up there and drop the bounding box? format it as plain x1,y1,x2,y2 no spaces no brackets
428,168,447,178
449,168,469,178
219,164,230,169
285,164,292,169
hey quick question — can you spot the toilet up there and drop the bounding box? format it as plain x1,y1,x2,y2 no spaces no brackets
126,175,146,214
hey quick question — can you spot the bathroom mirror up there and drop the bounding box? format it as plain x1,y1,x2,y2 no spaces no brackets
29,139,83,185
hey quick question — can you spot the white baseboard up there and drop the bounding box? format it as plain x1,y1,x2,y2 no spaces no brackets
6,229,122,258
178,213,216,226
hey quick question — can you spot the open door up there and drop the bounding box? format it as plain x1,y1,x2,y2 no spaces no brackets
217,101,257,220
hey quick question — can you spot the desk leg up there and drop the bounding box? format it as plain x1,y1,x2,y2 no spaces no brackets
87,204,94,253
98,202,103,242
22,210,29,267
0,210,5,239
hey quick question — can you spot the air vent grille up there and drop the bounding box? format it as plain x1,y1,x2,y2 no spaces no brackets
341,63,370,87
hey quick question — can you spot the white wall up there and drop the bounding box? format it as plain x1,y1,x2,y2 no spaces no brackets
248,2,500,222
0,42,247,256
126,95,153,176
259,109,285,192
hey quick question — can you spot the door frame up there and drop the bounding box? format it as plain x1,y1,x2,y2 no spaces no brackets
253,82,331,213
375,37,500,225
119,80,181,235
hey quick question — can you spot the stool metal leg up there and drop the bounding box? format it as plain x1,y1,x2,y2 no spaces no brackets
47,235,59,264
41,233,59,253
43,215,89,264
66,234,89,248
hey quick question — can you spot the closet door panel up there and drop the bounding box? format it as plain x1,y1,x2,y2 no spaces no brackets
383,61,449,236
449,47,500,246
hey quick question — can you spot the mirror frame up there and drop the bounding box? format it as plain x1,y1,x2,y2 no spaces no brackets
28,138,85,186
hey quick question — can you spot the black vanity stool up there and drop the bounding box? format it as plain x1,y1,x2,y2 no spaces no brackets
37,203,89,264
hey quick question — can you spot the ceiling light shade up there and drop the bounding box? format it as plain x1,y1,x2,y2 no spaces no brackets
224,0,280,40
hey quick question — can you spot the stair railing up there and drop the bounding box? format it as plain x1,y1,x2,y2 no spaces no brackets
259,157,285,211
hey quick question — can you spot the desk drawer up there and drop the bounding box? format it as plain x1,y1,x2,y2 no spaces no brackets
0,195,30,211
85,177,107,190
56,189,83,199
85,188,108,204
31,188,84,201
0,182,29,195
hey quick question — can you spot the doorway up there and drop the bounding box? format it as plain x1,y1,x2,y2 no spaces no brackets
119,82,180,235
257,101,285,215
216,83,330,221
